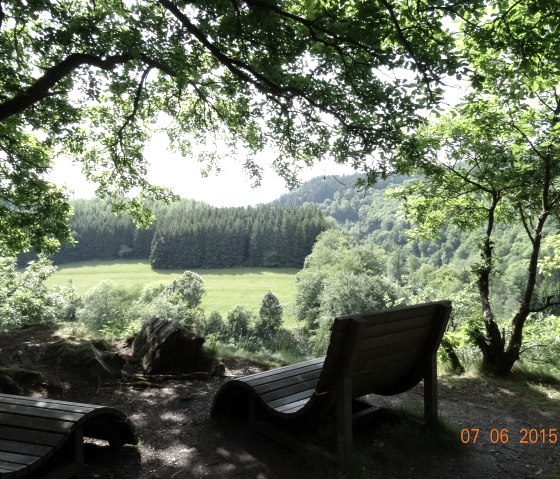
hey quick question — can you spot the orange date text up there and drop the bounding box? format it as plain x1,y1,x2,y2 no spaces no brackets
460,427,558,445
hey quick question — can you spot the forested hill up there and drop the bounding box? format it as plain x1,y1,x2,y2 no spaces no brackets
274,173,413,224
275,172,530,269
17,173,554,314
20,200,329,269
274,173,557,319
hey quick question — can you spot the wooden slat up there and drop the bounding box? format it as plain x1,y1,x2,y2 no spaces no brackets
274,398,310,413
358,326,432,352
0,467,15,477
353,338,427,362
0,451,37,466
0,425,63,447
359,315,434,339
352,356,418,382
0,439,51,457
261,378,320,404
253,369,322,395
0,394,99,411
352,346,426,372
244,362,323,388
0,413,74,435
242,358,324,384
346,303,441,325
0,461,21,471
0,394,136,479
266,388,316,409
0,403,84,423
0,396,93,415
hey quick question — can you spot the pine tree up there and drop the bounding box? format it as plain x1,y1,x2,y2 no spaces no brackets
255,291,283,341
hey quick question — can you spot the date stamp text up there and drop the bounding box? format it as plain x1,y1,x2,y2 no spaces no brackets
460,427,558,445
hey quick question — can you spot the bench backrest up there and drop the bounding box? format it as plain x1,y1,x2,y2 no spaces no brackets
315,301,451,397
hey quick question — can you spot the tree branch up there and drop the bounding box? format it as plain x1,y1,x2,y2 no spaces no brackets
244,0,377,54
158,0,375,140
0,52,176,123
528,297,560,313
506,114,547,161
0,53,132,122
114,66,153,154
159,0,285,97
438,160,495,195
377,0,437,101
517,204,535,245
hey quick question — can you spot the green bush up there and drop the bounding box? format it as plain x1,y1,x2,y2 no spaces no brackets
203,310,228,337
167,271,206,308
293,229,391,332
521,313,560,368
124,277,206,332
226,305,254,340
78,280,130,332
0,256,77,328
137,281,169,304
254,291,283,341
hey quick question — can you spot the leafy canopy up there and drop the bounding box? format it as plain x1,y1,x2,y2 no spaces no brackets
0,0,466,254
388,0,560,374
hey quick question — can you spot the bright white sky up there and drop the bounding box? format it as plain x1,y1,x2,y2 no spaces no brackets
48,74,465,207
49,136,355,207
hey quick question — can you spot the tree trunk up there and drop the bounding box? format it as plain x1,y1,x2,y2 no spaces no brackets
474,193,511,374
440,337,465,374
478,207,548,376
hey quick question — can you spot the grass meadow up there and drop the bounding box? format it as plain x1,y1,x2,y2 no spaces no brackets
46,260,300,327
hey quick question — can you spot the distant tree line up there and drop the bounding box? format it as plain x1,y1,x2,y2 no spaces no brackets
150,201,329,269
18,199,329,269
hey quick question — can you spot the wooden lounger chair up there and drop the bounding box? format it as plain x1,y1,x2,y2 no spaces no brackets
0,394,137,478
211,301,451,478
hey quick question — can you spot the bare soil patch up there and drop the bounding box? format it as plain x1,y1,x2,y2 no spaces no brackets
0,324,558,479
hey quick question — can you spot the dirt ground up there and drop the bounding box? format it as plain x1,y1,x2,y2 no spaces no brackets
0,324,558,479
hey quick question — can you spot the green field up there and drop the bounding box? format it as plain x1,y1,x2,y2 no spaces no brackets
46,260,300,326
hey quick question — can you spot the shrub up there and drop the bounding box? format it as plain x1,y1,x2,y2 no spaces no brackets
0,256,76,328
255,291,283,341
78,280,130,332
226,305,254,340
204,310,227,337
128,296,204,330
521,313,560,368
167,271,206,308
293,269,327,330
137,281,170,304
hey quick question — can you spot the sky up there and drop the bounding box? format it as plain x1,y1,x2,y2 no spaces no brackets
49,136,356,207
48,76,465,207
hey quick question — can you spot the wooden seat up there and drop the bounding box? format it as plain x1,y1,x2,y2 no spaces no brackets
211,301,451,478
0,394,137,478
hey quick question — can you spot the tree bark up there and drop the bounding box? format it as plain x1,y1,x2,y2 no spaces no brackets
475,192,508,373
440,337,465,374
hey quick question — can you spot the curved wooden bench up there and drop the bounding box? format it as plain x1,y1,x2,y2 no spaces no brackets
0,394,137,478
211,301,451,478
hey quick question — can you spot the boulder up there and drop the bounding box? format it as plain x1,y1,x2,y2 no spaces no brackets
132,317,220,375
